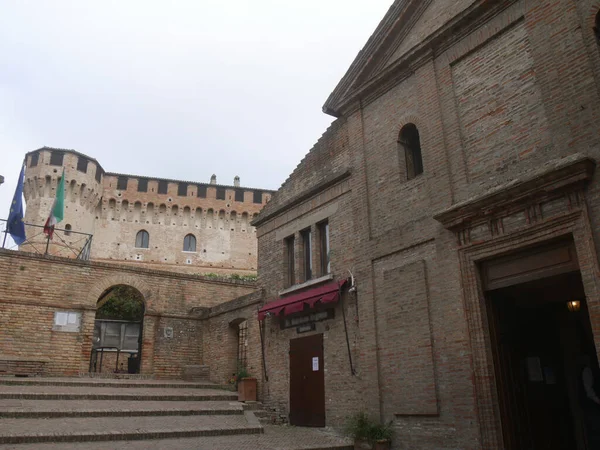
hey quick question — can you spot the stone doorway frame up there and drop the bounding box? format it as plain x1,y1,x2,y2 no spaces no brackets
434,155,600,449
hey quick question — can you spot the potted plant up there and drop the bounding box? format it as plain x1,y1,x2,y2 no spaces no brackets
345,412,393,450
234,366,257,402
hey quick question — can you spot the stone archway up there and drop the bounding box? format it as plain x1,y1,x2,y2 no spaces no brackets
90,284,145,374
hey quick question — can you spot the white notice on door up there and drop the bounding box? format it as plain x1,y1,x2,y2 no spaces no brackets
312,357,319,371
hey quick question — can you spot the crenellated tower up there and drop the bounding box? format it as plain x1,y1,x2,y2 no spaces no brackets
21,147,104,256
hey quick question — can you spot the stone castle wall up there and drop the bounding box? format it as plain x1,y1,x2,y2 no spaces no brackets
21,147,273,274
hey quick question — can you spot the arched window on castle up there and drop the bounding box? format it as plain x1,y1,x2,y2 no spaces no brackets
135,230,149,249
399,123,423,180
183,234,196,252
64,224,72,237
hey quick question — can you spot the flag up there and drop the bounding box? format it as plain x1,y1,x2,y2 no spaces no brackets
6,164,26,245
44,168,65,239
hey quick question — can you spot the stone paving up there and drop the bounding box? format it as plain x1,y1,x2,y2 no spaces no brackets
0,378,352,449
0,425,353,450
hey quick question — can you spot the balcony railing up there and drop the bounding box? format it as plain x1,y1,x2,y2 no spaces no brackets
0,219,93,261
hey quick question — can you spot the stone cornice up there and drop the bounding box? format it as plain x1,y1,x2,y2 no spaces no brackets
433,154,596,230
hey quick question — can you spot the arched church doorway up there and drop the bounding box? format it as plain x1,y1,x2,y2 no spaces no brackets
89,285,145,374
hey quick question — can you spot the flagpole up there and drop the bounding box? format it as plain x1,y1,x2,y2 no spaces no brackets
1,229,7,249
44,233,51,256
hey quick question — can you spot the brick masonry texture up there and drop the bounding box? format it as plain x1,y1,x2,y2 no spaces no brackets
0,249,256,379
247,0,600,449
21,148,274,275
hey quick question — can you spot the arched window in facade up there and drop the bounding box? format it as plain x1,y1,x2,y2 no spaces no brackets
135,230,149,249
399,123,424,180
183,234,196,252
64,224,72,236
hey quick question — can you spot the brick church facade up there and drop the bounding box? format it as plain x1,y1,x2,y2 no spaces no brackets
250,1,600,449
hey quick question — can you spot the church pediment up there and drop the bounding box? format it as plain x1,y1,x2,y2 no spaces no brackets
323,0,501,117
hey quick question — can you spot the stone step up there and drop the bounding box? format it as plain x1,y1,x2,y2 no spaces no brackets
0,413,262,444
0,385,237,401
0,425,352,450
0,399,244,418
0,377,232,390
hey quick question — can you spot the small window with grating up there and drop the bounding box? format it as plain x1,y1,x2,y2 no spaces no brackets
178,182,188,196
137,178,148,193
216,187,226,200
253,191,262,204
30,152,39,167
77,157,88,173
158,180,168,194
197,185,207,198
49,151,64,166
95,168,103,183
117,176,128,190
234,189,244,202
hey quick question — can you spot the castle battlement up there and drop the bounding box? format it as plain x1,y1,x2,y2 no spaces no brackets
22,147,274,274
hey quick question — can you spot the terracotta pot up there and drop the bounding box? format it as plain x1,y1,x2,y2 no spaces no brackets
237,377,257,402
373,440,391,450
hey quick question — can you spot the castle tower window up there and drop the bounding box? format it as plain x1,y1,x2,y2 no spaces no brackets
399,123,424,180
197,185,207,198
178,182,188,197
49,151,64,166
183,234,196,252
253,191,262,204
30,152,39,168
216,187,226,200
158,180,168,195
117,176,128,190
135,230,149,249
77,157,89,173
137,178,148,193
234,189,244,202
95,168,103,183
284,235,295,287
64,224,72,236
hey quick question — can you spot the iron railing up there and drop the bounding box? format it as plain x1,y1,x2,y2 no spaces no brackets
0,219,93,260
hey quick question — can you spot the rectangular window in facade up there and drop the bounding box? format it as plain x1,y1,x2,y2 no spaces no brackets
95,168,103,183
216,187,226,200
77,157,88,173
137,178,148,192
117,176,128,190
235,189,244,202
197,185,207,198
158,180,168,194
285,235,295,287
178,182,188,197
49,151,64,166
301,228,312,282
30,152,39,167
253,190,262,204
319,221,330,275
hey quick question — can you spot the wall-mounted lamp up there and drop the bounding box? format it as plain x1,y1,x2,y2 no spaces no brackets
567,300,581,313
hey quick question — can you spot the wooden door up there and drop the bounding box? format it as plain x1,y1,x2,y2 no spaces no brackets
289,334,325,427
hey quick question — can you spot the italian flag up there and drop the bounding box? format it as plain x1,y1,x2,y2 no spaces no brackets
44,168,65,239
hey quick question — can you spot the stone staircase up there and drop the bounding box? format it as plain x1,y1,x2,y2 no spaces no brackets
0,377,353,449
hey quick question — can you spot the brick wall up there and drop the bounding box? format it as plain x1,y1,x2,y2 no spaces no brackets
253,0,600,448
0,249,256,378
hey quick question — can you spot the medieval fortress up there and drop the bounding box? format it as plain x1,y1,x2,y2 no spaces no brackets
21,146,273,274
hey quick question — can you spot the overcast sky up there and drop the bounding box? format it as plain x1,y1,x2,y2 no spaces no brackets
0,0,392,233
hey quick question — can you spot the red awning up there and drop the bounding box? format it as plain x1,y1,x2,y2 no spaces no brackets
257,279,346,321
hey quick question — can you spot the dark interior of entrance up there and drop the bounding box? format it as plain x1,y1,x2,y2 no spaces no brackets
488,270,599,450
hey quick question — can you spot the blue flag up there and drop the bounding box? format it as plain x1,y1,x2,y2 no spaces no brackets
7,164,26,245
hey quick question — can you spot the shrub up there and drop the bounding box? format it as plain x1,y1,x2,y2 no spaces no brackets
345,412,393,444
